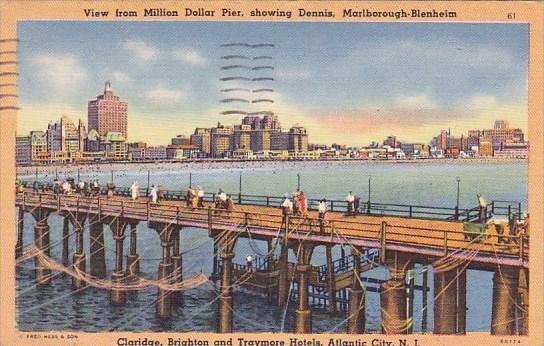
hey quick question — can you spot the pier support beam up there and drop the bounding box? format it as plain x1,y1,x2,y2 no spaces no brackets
171,229,183,306
62,217,70,267
71,215,87,291
433,265,467,334
212,230,238,333
218,251,234,332
126,223,140,280
326,245,337,315
156,240,173,319
347,247,365,334
491,266,519,335
380,251,411,334
15,207,24,259
149,222,179,320
32,209,52,286
421,265,429,333
89,221,106,279
277,216,290,307
295,243,314,334
517,268,529,335
110,220,128,306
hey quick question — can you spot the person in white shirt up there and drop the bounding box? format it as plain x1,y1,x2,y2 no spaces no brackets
346,191,355,216
318,199,327,232
477,194,488,222
281,195,293,216
197,186,204,207
130,181,140,200
246,255,254,272
150,185,158,204
62,181,71,194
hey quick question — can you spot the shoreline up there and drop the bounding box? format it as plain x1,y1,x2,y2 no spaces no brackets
16,157,528,176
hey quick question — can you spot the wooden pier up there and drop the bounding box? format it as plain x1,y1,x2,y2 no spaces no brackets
15,188,529,335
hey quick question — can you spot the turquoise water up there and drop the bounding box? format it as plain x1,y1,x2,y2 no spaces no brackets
16,161,527,333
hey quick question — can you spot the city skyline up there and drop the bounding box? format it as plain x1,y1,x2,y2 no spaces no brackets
17,21,528,145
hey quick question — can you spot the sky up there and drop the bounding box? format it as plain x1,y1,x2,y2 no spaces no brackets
17,21,528,146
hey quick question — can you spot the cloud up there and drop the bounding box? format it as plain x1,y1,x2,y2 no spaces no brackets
276,67,314,81
173,48,207,66
30,53,87,90
143,86,188,103
113,71,131,83
394,94,437,110
17,102,86,135
123,39,159,62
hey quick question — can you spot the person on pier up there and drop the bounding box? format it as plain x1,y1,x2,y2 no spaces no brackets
197,185,204,207
226,195,235,214
318,199,328,232
150,185,158,204
186,188,193,207
477,194,488,223
218,189,227,208
346,191,355,216
292,189,301,215
298,191,308,216
131,181,140,200
281,194,293,216
246,255,254,273
62,180,72,195
78,180,85,195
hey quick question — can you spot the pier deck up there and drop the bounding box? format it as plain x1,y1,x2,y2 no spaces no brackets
16,190,528,270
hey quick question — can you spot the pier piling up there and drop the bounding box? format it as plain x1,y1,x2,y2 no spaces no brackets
126,223,140,280
326,245,337,315
517,268,529,335
62,217,70,267
218,251,234,332
380,251,410,334
171,229,183,306
110,220,127,305
89,221,106,278
277,216,290,307
15,207,24,259
295,243,314,334
71,215,87,291
156,240,173,319
491,266,519,335
32,210,51,286
347,247,365,334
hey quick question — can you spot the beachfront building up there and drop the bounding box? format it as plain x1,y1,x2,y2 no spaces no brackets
171,135,190,146
30,131,48,163
289,126,308,152
88,81,128,138
478,141,494,157
233,124,252,150
46,116,85,153
211,123,233,158
270,130,289,151
16,135,31,165
166,144,200,160
85,130,127,161
494,141,529,158
190,128,211,157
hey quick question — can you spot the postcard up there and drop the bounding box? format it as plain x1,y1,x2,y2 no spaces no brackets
0,1,542,346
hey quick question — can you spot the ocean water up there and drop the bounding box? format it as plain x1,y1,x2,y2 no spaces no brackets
16,160,527,333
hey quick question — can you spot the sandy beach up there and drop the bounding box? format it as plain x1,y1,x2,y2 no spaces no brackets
16,157,528,176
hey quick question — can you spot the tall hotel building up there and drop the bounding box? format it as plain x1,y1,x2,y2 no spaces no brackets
88,81,128,138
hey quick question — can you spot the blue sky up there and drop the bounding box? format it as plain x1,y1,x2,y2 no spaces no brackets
17,21,528,145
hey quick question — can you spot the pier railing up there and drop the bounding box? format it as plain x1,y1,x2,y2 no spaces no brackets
16,191,529,266
21,180,525,222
